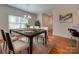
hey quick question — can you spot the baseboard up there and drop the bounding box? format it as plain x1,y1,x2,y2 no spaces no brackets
53,34,71,39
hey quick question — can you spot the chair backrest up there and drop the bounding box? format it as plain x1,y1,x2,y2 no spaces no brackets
30,26,33,29
68,28,77,33
5,32,14,52
1,29,6,41
68,28,79,37
34,26,40,29
41,27,48,35
72,31,79,37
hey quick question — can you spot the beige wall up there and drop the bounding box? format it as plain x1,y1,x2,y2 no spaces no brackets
0,5,37,36
53,6,79,38
0,5,37,31
36,13,43,27
36,5,79,38
42,14,53,32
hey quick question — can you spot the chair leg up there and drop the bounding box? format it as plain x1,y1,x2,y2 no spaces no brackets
76,39,79,49
8,50,15,54
71,36,72,39
35,36,39,43
3,42,5,50
5,42,7,51
43,37,45,45
28,38,30,43
27,47,29,54
71,36,73,47
36,37,39,43
8,50,10,54
13,51,15,54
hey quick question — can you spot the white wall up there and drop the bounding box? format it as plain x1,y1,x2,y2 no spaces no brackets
53,6,79,38
0,5,37,31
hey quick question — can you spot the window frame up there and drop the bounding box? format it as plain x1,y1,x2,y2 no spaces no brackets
8,15,28,29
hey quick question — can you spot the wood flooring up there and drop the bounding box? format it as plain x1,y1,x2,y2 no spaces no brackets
48,35,79,54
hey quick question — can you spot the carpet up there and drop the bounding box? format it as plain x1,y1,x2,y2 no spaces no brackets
0,38,54,54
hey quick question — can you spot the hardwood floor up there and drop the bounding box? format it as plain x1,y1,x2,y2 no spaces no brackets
48,35,79,54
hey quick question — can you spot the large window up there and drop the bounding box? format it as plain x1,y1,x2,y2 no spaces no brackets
9,15,28,29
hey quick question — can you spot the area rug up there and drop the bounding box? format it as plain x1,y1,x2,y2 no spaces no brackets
0,38,54,54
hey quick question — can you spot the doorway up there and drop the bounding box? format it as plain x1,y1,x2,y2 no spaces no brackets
42,13,53,36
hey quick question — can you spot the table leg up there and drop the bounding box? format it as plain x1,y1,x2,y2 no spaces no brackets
45,31,47,45
29,37,33,54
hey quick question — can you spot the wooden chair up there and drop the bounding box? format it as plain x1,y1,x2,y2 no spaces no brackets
5,32,29,54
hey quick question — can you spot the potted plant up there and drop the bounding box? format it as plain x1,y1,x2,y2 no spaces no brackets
35,20,40,28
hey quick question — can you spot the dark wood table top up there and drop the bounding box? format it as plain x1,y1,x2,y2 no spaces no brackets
10,28,46,37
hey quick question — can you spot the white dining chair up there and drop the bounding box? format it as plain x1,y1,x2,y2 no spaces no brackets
35,27,48,45
5,32,29,54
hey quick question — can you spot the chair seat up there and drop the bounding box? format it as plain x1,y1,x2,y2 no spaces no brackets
19,37,28,43
11,36,18,42
11,33,20,37
13,40,29,52
0,42,4,53
39,34,45,37
11,33,28,42
0,42,7,53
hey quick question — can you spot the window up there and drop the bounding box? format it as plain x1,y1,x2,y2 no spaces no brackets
9,15,28,29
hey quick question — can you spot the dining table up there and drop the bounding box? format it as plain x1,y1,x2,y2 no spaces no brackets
10,28,48,54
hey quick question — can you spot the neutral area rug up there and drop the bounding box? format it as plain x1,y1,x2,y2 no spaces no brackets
0,37,54,54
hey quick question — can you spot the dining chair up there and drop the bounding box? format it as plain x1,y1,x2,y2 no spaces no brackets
5,32,29,54
38,27,48,45
30,26,34,29
1,29,18,42
9,29,29,43
34,26,48,45
0,29,7,51
9,29,21,41
68,28,79,48
0,29,19,53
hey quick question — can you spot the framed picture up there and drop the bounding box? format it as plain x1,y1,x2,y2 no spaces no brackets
59,13,73,23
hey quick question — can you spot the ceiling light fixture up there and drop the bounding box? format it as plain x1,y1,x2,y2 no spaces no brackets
24,4,31,20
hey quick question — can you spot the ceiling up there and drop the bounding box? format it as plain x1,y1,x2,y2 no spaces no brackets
8,4,78,15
